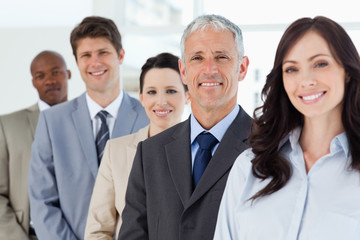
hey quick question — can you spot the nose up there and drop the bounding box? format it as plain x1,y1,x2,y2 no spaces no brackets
300,70,317,88
203,58,218,75
44,74,56,85
157,92,167,106
89,55,102,67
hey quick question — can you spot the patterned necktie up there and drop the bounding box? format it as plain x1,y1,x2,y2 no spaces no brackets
95,110,109,165
193,132,218,187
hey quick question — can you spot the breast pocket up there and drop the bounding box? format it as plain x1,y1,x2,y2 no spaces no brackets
313,212,360,240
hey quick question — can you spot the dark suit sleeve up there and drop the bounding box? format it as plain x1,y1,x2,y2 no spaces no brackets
28,113,78,240
118,141,149,240
0,116,29,240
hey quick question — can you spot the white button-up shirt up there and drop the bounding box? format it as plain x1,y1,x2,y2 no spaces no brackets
86,90,123,139
214,127,360,240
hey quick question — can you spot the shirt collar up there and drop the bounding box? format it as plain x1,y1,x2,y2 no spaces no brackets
38,99,51,111
287,127,302,151
283,126,349,157
86,89,123,120
190,105,239,144
331,132,349,157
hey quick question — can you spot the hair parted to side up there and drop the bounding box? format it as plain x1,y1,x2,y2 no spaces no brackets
249,16,360,201
70,16,122,60
180,14,244,62
139,52,187,93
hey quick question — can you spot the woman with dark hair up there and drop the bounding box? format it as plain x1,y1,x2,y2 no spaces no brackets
84,52,189,239
214,16,360,239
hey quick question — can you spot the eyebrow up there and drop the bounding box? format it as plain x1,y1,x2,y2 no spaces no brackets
309,53,330,61
51,67,62,70
97,48,109,52
165,85,180,89
79,47,110,56
34,66,62,74
283,53,331,65
189,49,230,55
144,85,180,91
188,50,204,56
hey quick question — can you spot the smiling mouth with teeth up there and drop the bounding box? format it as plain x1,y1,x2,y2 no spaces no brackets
200,82,221,86
300,92,325,101
154,110,172,116
154,110,171,113
90,70,107,76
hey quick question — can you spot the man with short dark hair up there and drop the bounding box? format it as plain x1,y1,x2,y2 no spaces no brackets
28,16,149,240
0,50,70,240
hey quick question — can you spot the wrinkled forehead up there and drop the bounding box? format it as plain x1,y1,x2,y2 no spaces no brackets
184,29,237,56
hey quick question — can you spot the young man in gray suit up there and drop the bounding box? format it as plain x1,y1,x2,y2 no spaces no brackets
28,16,149,240
119,14,252,240
0,50,70,240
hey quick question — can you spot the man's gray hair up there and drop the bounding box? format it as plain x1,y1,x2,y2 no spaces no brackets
180,14,244,62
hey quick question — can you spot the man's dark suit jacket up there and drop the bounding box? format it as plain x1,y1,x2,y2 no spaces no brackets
118,105,252,240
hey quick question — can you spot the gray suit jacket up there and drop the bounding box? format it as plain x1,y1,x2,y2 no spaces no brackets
28,92,149,240
0,104,39,240
118,105,252,240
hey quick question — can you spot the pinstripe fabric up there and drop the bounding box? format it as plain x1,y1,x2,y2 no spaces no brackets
95,110,109,165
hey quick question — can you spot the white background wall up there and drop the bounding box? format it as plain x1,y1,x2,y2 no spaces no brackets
2,0,360,116
0,0,96,114
0,27,85,114
0,0,180,115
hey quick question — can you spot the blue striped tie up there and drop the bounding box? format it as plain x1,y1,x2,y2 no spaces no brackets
96,110,109,165
193,132,218,187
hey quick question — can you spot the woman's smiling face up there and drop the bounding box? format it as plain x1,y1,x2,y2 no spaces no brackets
282,31,346,121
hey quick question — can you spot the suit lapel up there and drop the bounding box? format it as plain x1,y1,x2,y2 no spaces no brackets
165,120,193,207
189,107,252,206
26,104,40,138
112,92,137,138
72,94,98,178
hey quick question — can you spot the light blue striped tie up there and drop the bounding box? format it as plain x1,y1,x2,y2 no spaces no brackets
95,110,109,165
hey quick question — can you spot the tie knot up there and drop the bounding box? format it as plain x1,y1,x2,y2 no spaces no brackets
196,132,218,150
97,110,108,123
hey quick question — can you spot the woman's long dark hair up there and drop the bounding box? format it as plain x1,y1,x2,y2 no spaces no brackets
249,16,360,200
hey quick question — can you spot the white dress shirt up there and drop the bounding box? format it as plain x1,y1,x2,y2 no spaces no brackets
37,99,51,111
86,90,123,138
214,127,360,240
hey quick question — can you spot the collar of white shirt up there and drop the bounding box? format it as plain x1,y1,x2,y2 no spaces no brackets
86,90,123,138
38,99,51,111
86,90,123,120
281,126,349,158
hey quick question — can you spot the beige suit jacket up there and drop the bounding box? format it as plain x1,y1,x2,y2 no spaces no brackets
84,125,149,240
0,104,39,240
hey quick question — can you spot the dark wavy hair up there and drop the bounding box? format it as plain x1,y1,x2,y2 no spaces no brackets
139,52,187,93
70,16,122,61
249,16,360,200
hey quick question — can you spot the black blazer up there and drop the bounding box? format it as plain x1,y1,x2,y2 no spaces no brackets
119,105,252,240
